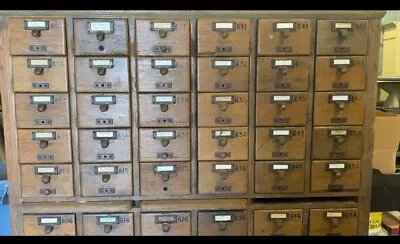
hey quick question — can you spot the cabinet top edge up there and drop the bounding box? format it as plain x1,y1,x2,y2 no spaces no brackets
0,10,387,19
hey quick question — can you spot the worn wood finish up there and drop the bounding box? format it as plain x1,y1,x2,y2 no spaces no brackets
311,160,361,193
308,208,358,236
316,20,368,55
136,19,190,56
23,214,76,236
20,164,74,198
139,128,190,162
141,212,191,236
15,93,70,128
313,91,364,126
253,209,303,236
137,57,190,92
197,211,248,236
312,126,363,160
140,161,191,196
315,56,366,91
256,92,308,126
78,129,131,163
254,161,305,194
198,127,248,161
138,93,190,128
80,163,133,197
9,17,66,56
12,56,68,92
198,161,248,195
197,57,250,92
255,127,306,160
197,92,249,127
258,19,312,55
0,11,385,236
256,56,309,92
73,19,128,56
82,213,134,236
197,19,251,56
74,57,130,92
77,93,131,128
17,129,72,164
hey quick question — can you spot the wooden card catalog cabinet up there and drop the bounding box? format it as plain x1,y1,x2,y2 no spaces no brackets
0,10,384,236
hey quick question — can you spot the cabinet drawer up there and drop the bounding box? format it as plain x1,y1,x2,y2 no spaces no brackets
311,160,361,192
141,212,191,236
80,163,132,197
21,164,73,198
10,17,66,55
139,128,190,162
258,19,312,55
79,129,131,163
255,161,305,194
138,93,190,128
75,57,129,92
198,19,251,56
317,20,368,55
198,127,248,161
140,162,190,196
198,93,249,127
309,208,358,236
77,93,131,128
255,127,306,160
256,57,309,92
254,209,303,236
137,57,190,92
312,126,363,160
18,129,72,164
82,213,134,236
198,161,248,194
23,214,76,236
198,211,247,236
12,56,68,93
15,93,70,129
315,56,366,91
313,92,364,126
136,20,190,56
197,57,249,92
256,92,307,126
73,19,128,55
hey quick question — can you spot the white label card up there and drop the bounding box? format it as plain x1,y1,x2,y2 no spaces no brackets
154,60,173,67
331,95,349,101
273,95,291,102
214,131,232,137
156,166,175,172
270,213,287,219
276,23,294,29
214,215,232,222
215,23,234,29
273,164,289,170
91,59,113,67
94,96,114,103
96,167,117,173
330,130,347,136
333,59,351,65
155,96,174,103
95,132,115,138
153,22,173,30
40,218,59,224
29,59,51,66
328,163,346,169
274,60,293,66
27,21,47,28
335,23,352,29
214,96,233,102
214,60,234,67
327,212,343,218
90,22,112,32
32,96,52,103
215,164,233,170
99,217,118,223
155,131,174,138
37,167,57,174
272,130,290,136
34,132,55,139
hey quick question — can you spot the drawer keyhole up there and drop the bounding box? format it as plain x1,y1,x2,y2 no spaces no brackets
44,225,54,235
162,223,170,233
102,174,111,183
34,68,44,75
99,45,105,51
31,29,42,38
103,224,113,234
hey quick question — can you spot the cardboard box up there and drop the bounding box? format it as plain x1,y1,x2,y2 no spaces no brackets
373,110,400,174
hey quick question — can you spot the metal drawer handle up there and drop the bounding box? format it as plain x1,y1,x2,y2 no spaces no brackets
162,223,170,232
44,225,54,234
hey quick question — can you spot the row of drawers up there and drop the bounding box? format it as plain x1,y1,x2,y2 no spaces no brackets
10,18,368,56
20,160,360,198
18,127,363,162
23,208,359,236
15,92,365,129
12,56,366,93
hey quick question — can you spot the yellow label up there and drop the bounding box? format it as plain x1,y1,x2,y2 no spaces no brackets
369,212,382,230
